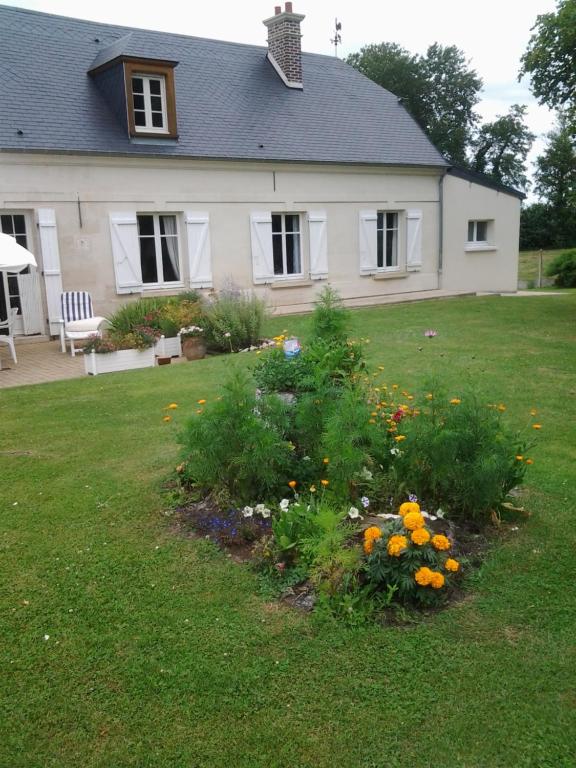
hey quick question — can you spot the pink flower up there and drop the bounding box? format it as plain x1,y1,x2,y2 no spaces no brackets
424,329,438,338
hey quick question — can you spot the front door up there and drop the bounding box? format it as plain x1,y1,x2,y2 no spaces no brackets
0,213,44,335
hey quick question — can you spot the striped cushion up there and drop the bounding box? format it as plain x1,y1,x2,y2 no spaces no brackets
61,291,94,323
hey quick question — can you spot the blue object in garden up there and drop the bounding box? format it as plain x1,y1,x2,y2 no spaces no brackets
283,337,301,359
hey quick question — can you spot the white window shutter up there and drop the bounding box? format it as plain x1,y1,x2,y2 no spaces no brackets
37,208,64,335
308,211,328,280
406,209,423,271
18,269,44,335
109,213,143,294
185,212,213,288
250,212,274,284
359,210,377,275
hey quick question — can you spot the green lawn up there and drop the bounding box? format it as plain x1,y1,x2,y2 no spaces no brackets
1,295,575,768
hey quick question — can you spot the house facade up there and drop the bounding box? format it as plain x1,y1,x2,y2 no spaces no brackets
0,4,522,336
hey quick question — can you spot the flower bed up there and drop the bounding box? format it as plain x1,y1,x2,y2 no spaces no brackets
85,347,155,376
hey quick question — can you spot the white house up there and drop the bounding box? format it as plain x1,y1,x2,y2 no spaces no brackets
0,3,523,336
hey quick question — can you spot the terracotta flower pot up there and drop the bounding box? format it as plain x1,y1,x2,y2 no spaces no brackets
157,356,172,366
182,337,206,361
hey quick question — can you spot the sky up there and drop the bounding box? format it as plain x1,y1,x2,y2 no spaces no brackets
4,0,560,194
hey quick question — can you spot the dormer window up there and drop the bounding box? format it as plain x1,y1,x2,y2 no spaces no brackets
124,61,178,139
132,74,167,132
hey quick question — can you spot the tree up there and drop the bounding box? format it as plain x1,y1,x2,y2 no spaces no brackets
519,203,555,250
469,105,535,190
533,114,576,247
520,0,576,123
346,42,482,162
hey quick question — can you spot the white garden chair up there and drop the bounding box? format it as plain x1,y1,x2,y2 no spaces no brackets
59,291,106,356
0,307,18,365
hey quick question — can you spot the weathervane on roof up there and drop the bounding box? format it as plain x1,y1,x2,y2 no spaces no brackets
331,18,342,57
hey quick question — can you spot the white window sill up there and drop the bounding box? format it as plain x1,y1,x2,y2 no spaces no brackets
465,244,498,252
270,278,314,290
361,270,409,280
142,282,184,292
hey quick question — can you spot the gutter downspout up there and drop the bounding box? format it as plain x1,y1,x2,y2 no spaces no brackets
438,171,446,287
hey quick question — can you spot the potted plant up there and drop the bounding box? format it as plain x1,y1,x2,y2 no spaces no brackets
83,328,157,376
180,325,206,361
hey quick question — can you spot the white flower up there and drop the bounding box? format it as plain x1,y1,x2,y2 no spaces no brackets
255,504,266,514
43,634,50,641
279,499,290,511
436,508,445,519
242,506,254,518
348,507,362,520
390,447,400,456
224,332,231,338
261,508,271,518
361,496,370,508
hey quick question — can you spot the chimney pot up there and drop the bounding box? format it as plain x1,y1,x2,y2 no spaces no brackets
285,2,293,11
274,5,281,13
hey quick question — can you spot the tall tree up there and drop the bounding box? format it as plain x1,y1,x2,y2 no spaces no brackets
469,105,535,190
346,43,482,162
520,0,576,122
533,114,576,246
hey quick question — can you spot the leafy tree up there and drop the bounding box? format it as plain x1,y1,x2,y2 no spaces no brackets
519,203,555,250
347,42,482,162
520,0,576,122
469,105,535,190
534,114,576,247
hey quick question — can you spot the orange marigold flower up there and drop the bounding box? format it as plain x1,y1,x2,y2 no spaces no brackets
321,479,329,487
364,526,382,542
197,399,206,405
387,534,408,557
167,403,178,410
288,480,297,489
162,415,172,422
445,558,460,572
532,423,542,430
399,501,420,517
415,566,433,586
411,528,431,546
526,458,534,465
431,534,451,551
403,511,426,531
430,571,445,589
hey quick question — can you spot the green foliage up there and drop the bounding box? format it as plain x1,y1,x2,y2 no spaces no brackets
347,41,482,162
202,289,267,352
470,104,535,190
520,204,556,250
253,346,317,393
107,293,202,337
546,249,576,286
179,370,293,503
310,285,350,344
390,391,529,523
520,0,576,120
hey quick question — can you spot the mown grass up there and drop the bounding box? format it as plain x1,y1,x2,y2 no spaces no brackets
1,295,575,767
518,248,571,284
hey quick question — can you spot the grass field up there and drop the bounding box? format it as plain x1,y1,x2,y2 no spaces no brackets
1,295,575,767
518,248,568,284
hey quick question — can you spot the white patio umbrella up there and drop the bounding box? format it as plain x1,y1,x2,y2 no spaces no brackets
0,232,37,272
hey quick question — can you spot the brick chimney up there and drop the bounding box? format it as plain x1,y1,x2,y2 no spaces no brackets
263,3,305,89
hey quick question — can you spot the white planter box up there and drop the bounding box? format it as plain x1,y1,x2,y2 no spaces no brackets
84,347,156,376
154,334,182,358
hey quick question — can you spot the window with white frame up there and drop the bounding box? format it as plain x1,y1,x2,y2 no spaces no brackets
467,220,490,244
131,74,168,133
377,211,399,269
272,213,302,277
137,214,181,285
0,214,28,320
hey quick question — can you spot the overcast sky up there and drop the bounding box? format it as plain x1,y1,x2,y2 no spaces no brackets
5,0,559,193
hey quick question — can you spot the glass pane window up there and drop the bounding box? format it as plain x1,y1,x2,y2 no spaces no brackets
377,211,399,268
271,213,302,276
137,214,180,286
131,74,167,133
468,220,490,242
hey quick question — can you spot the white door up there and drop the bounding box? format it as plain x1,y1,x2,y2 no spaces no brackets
0,213,44,336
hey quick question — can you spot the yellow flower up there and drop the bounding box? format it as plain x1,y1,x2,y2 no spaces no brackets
387,534,408,557
445,558,460,572
430,571,445,589
162,415,172,422
530,408,537,417
497,403,506,412
321,479,329,487
399,501,420,517
415,567,433,586
431,534,451,551
532,423,542,430
526,458,534,465
196,409,204,415
288,480,297,489
394,435,406,442
371,412,378,417
515,455,524,461
167,403,178,410
197,399,206,405
309,485,316,493
175,463,185,473
378,365,385,371
323,457,330,464
425,393,433,400
392,384,399,390
368,419,376,425
403,511,426,531
411,528,431,546
450,398,461,405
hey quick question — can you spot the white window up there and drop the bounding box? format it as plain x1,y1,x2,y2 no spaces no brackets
377,211,399,269
272,213,302,277
131,74,168,133
0,214,28,319
137,214,181,286
467,220,489,244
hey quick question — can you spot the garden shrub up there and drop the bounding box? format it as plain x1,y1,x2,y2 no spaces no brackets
545,249,576,287
253,346,317,393
389,389,528,524
202,288,267,352
108,293,202,337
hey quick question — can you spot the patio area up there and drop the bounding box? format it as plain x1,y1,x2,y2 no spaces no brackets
0,339,85,389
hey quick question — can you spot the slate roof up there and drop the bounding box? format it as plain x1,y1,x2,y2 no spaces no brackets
0,4,448,167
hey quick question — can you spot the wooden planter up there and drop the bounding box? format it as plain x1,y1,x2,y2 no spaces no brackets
84,348,156,376
181,337,206,361
154,334,182,358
